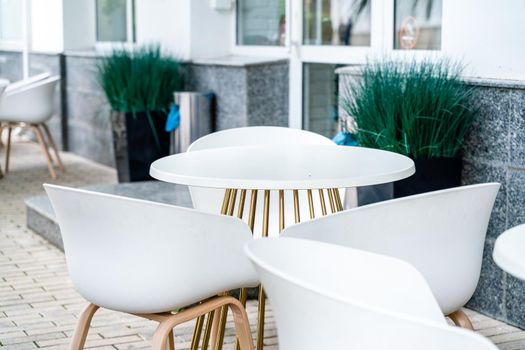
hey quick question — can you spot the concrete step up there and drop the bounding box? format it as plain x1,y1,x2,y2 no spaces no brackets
25,181,192,250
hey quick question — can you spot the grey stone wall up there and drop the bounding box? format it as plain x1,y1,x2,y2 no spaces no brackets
461,80,525,329
188,56,289,130
64,53,114,167
0,51,22,81
338,67,525,329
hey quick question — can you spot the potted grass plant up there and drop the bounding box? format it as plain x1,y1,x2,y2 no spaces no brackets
341,58,475,197
98,45,182,182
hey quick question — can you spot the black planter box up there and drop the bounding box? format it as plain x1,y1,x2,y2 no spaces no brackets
394,156,463,198
111,111,170,182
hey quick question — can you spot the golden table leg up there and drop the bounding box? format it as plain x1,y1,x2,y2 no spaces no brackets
191,187,345,350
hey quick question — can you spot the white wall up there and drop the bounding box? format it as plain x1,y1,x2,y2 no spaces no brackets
31,0,63,52
135,0,190,59
62,0,95,51
135,0,232,60
442,0,525,80
189,0,232,58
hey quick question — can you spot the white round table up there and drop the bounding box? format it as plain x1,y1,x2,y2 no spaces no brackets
494,224,525,281
151,144,414,189
150,144,415,350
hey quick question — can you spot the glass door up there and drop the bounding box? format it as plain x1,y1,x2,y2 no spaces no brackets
289,0,374,138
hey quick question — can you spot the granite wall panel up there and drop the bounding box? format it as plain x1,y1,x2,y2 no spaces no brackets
337,67,525,329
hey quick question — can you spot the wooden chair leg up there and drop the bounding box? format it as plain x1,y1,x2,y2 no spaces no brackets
4,124,12,173
167,330,175,350
448,309,474,330
70,303,99,350
228,298,255,350
41,123,65,172
31,124,56,179
0,123,4,147
151,296,254,350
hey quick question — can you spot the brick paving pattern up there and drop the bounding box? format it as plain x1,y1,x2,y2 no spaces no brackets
0,140,524,349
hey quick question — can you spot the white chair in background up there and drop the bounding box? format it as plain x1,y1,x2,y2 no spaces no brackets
0,79,8,178
245,237,498,350
494,223,525,281
4,72,51,92
0,75,63,178
282,183,500,329
187,126,356,237
44,184,257,350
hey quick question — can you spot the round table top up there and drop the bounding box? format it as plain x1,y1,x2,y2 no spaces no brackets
493,224,525,281
150,144,415,190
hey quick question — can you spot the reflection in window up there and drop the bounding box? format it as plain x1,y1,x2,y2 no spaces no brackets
303,0,371,46
237,0,286,46
394,0,442,50
0,0,23,42
303,63,339,138
96,0,132,42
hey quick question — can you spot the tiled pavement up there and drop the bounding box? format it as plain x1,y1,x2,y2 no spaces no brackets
0,141,524,350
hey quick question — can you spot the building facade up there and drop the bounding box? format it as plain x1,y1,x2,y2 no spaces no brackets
1,0,525,328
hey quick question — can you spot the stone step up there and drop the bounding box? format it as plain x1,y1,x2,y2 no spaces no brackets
25,181,192,250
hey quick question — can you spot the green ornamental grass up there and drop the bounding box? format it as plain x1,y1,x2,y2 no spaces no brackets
98,45,182,145
341,58,475,159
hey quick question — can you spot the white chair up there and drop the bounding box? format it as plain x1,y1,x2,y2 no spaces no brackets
4,72,50,92
282,183,500,328
245,237,498,350
187,126,355,237
0,76,64,179
0,79,8,178
44,184,257,350
494,223,525,281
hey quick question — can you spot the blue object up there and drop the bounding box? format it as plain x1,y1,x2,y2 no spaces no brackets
332,131,358,146
165,104,180,132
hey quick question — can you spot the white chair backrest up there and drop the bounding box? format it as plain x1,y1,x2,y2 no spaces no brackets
187,126,346,237
0,76,60,124
5,72,51,92
187,126,335,151
44,184,258,314
245,238,498,350
0,79,9,95
282,183,500,315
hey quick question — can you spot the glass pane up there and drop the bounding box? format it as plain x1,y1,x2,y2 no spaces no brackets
394,0,442,50
96,0,128,42
303,63,339,138
237,0,286,46
0,0,23,41
303,0,371,46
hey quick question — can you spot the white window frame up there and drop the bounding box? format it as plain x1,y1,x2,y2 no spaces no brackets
233,0,444,130
231,0,291,57
94,0,135,50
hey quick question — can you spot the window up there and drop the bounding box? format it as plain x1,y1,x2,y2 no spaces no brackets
394,0,442,50
303,0,371,46
303,63,339,138
0,0,23,45
96,0,135,43
236,0,286,46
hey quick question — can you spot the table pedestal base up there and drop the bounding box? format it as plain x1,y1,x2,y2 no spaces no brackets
189,188,343,350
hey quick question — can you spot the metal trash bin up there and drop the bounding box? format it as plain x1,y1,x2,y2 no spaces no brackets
171,92,214,154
